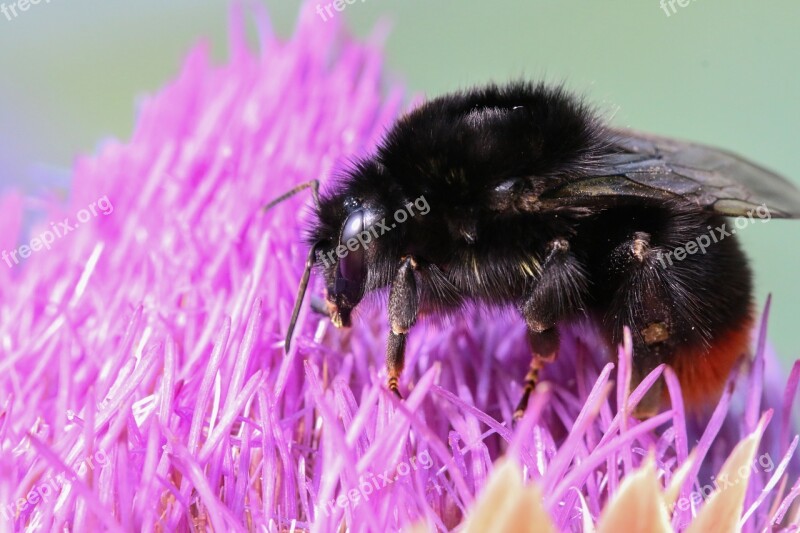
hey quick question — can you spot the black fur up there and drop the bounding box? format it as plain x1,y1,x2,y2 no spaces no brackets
305,81,755,412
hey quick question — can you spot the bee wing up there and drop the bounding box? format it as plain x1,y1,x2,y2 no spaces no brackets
540,129,800,218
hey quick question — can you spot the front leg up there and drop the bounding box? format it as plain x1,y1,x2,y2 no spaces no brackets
515,238,589,418
386,256,419,396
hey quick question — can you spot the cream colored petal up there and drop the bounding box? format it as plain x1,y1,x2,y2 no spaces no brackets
462,457,557,533
685,427,763,533
463,457,523,531
597,457,674,533
403,523,433,533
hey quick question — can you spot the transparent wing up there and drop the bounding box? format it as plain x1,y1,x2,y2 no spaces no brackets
541,129,800,218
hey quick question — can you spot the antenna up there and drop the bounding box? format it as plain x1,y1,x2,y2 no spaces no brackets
262,179,321,352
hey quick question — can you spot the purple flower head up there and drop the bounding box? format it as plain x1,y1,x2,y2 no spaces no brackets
0,4,797,532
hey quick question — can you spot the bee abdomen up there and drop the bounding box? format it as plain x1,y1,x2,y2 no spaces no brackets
668,313,754,408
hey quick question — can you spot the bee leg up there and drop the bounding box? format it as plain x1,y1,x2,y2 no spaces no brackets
386,256,419,398
386,332,406,397
514,238,588,419
514,328,560,420
605,231,673,418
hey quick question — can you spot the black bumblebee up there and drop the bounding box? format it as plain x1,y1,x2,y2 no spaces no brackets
268,82,800,418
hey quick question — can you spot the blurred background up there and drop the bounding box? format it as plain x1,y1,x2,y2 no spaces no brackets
1,0,798,362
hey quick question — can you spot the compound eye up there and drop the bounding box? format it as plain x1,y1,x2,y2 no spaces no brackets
339,209,365,276
333,209,368,303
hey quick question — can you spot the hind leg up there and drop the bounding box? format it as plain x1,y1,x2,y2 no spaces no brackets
599,217,753,417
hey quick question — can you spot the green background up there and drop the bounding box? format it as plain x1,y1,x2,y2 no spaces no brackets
1,1,798,362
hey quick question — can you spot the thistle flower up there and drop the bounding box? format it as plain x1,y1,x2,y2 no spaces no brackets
0,4,797,532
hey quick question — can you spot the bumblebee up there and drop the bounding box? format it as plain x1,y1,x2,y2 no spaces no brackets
268,82,800,418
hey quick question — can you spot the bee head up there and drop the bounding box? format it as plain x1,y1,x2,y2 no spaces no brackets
312,195,385,328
